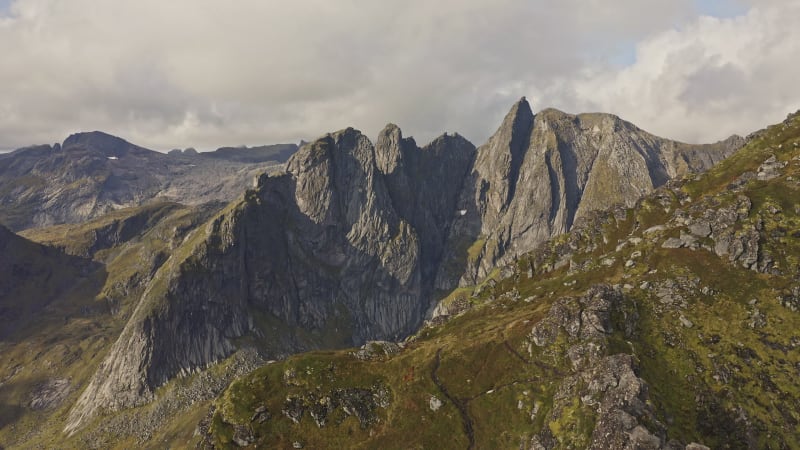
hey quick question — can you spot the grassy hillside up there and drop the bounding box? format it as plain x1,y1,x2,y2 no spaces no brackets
0,202,224,448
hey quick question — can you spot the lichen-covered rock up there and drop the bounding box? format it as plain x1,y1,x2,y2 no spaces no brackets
685,443,711,450
662,237,684,249
279,385,390,429
525,286,706,450
528,285,631,353
583,355,665,450
756,155,787,180
250,405,271,424
688,221,712,238
429,395,443,411
699,195,770,271
352,341,402,361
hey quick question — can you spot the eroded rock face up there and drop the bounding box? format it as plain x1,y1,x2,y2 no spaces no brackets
67,127,475,431
438,98,742,287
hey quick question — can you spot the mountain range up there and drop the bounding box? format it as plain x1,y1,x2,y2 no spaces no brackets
4,98,795,449
0,132,296,231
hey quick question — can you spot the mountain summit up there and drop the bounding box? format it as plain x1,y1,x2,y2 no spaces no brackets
439,98,743,286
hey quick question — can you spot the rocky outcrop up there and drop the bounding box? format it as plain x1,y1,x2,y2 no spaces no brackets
675,188,777,274
28,378,72,411
279,384,391,429
527,286,704,450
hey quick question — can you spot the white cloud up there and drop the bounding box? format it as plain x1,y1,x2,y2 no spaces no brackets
549,0,800,143
0,0,797,150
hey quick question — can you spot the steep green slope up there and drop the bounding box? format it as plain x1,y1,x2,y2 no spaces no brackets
19,201,187,257
0,225,112,447
0,225,101,339
206,112,800,449
0,203,224,448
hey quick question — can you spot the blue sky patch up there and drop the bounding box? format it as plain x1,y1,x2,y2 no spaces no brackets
0,0,12,16
695,0,749,19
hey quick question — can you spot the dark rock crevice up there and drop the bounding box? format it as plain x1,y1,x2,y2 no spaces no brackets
544,149,562,229
504,98,535,208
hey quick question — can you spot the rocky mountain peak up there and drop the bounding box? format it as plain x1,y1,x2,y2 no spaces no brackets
286,128,382,227
379,122,402,136
61,131,150,158
499,96,535,144
473,97,535,218
438,101,745,287
426,131,471,149
375,123,423,180
510,96,531,116
375,123,409,175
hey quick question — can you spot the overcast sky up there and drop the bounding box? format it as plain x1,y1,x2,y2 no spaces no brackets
0,0,798,151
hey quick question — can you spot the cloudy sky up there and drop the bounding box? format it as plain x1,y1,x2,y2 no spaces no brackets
0,0,798,151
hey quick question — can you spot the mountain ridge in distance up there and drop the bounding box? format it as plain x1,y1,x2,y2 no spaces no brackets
0,131,298,231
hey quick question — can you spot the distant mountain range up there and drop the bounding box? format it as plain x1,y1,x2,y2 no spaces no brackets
0,132,298,230
194,143,299,164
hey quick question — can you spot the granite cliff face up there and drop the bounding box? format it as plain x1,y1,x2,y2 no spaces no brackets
66,127,477,430
437,98,743,287
65,99,742,431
